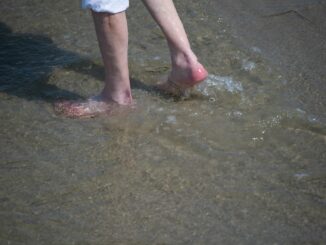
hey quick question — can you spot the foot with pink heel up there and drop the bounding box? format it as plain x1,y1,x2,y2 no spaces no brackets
156,61,208,97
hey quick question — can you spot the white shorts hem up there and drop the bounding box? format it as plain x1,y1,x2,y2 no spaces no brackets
82,0,129,14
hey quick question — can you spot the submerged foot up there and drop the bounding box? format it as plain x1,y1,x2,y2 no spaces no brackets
54,95,132,119
156,62,208,96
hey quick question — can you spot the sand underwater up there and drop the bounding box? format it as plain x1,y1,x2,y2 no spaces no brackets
0,0,325,244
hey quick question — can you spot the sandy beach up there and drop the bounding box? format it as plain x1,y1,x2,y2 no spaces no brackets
210,0,326,115
1,0,325,244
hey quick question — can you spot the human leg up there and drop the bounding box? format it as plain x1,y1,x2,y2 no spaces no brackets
92,11,132,105
55,10,132,118
141,0,208,94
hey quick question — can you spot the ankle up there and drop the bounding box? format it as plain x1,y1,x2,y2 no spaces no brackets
102,90,132,105
171,50,198,69
102,84,132,105
168,52,208,85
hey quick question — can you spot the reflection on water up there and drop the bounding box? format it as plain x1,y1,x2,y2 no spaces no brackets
1,0,325,244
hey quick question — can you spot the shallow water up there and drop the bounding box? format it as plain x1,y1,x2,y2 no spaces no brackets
1,0,325,244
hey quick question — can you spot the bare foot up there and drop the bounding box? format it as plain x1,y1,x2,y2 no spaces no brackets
156,62,208,96
54,95,130,119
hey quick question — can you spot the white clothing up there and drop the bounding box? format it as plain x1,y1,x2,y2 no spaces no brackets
82,0,129,14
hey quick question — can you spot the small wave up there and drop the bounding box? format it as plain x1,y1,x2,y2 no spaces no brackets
257,109,326,136
241,60,256,71
196,74,243,96
281,110,326,136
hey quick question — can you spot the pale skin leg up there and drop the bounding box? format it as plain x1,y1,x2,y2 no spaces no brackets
142,0,208,92
55,0,207,118
92,11,132,105
55,11,132,118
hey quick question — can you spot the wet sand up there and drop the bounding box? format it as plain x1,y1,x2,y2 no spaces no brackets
1,0,325,244
209,0,326,116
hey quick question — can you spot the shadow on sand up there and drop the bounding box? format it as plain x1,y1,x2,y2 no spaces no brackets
0,22,155,103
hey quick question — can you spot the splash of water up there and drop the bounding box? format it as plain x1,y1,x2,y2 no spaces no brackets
195,74,243,97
